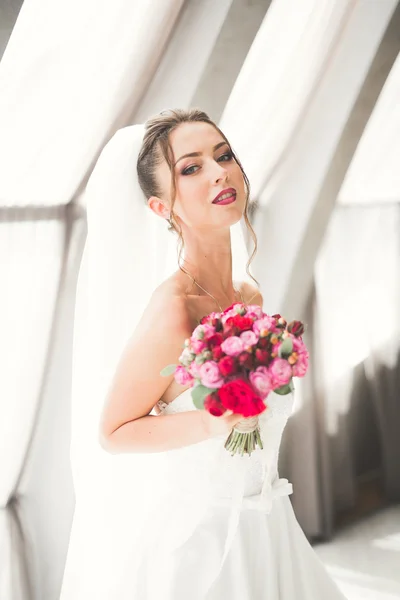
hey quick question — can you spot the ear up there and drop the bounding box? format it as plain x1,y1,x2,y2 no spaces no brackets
147,196,170,220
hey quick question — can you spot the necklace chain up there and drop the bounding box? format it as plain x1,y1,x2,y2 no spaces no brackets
188,274,245,312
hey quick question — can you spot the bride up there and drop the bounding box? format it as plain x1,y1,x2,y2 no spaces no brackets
60,109,347,599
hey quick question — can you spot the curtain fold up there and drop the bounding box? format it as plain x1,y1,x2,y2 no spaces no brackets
0,0,399,596
219,0,359,202
0,2,187,597
0,208,68,599
312,205,400,535
216,0,398,537
0,0,185,207
339,51,400,205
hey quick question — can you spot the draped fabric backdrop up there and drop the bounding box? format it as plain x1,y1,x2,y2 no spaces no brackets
312,205,400,536
0,0,399,598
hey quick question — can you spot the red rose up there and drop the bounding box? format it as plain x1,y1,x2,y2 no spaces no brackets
258,337,269,349
218,355,237,377
222,325,237,338
226,315,253,332
238,351,254,369
255,348,269,364
218,379,266,417
208,333,224,348
212,345,224,360
204,392,226,417
287,320,305,337
200,315,219,327
272,314,287,329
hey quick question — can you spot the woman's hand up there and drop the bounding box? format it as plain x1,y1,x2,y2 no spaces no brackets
202,409,243,438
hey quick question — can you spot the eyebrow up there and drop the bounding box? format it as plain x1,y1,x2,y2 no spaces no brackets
174,141,229,166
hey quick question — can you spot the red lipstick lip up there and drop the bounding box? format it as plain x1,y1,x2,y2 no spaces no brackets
212,188,237,204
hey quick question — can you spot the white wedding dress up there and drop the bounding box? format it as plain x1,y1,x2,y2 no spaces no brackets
117,387,346,599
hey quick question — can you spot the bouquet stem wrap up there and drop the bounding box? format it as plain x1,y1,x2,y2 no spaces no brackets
224,416,263,456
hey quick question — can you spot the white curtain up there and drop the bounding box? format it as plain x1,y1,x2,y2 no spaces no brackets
0,0,250,596
0,2,186,598
218,0,397,311
220,0,359,202
339,50,400,206
1,0,399,596
216,0,397,536
0,209,67,600
0,0,185,207
314,205,400,522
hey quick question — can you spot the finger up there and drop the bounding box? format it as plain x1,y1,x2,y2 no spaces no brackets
228,413,242,425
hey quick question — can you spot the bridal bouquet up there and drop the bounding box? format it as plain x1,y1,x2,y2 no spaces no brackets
162,303,309,456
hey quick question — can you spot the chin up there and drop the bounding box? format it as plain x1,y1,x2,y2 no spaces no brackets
226,200,246,224
229,208,245,225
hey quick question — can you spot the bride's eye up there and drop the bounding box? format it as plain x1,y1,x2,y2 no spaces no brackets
218,151,233,162
181,164,200,176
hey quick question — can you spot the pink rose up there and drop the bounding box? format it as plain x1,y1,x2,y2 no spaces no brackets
292,337,308,356
292,353,308,377
189,361,202,379
240,330,258,347
291,338,309,377
190,338,207,353
249,366,273,399
253,316,277,336
245,305,263,319
202,324,217,339
174,366,194,387
192,323,216,340
221,336,244,357
199,361,224,389
269,358,292,388
221,307,240,324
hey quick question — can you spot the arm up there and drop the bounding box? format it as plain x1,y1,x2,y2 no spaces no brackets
99,288,242,454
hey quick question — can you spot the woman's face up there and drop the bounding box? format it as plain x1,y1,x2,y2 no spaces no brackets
151,121,246,231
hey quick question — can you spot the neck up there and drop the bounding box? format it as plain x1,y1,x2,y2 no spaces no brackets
181,227,236,300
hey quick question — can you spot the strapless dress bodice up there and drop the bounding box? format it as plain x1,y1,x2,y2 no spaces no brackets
155,388,295,502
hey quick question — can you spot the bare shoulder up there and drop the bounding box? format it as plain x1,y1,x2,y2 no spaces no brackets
239,280,263,308
134,275,192,339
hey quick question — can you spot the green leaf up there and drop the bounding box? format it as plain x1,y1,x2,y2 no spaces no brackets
195,354,207,365
273,380,295,395
191,384,215,410
278,337,293,357
160,364,177,377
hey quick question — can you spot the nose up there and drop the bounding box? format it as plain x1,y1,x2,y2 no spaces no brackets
213,162,228,184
